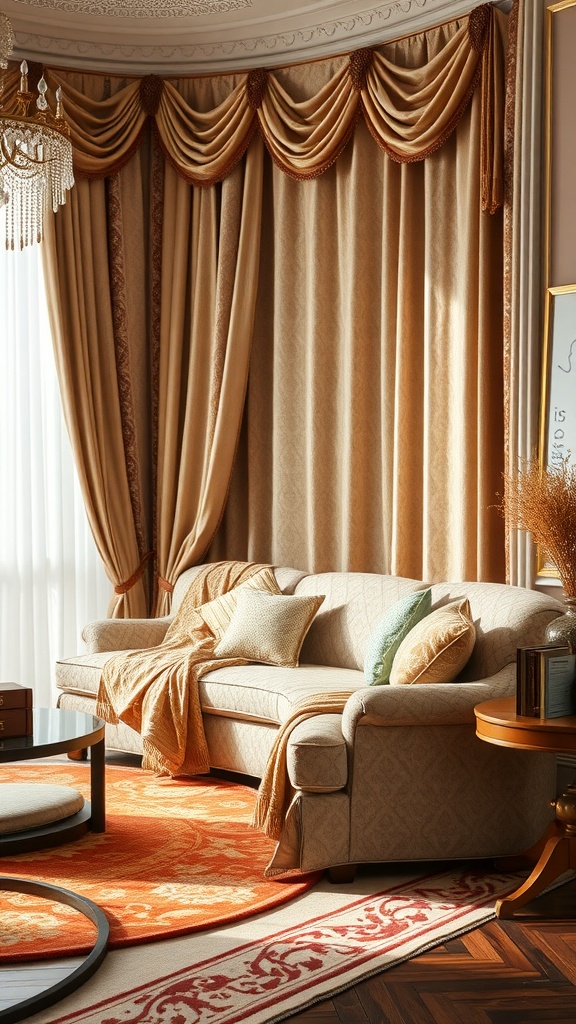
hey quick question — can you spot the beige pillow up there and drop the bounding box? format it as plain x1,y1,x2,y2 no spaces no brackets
389,598,476,685
198,566,282,642
165,566,282,643
214,590,325,667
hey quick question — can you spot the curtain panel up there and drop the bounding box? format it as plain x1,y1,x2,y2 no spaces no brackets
5,3,508,612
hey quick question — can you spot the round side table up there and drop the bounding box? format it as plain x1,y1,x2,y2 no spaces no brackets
475,696,576,918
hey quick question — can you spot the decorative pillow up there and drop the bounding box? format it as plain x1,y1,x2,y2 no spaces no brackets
214,590,325,667
198,566,282,642
389,598,476,686
165,566,282,643
364,588,432,685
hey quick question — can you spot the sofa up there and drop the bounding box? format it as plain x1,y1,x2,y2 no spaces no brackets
55,564,564,878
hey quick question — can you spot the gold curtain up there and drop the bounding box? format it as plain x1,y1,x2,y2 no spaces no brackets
154,140,263,615
17,3,507,612
209,13,507,583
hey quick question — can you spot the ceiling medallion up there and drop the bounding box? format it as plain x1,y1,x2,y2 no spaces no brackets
10,0,252,16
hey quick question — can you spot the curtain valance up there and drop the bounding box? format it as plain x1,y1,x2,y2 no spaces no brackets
2,3,505,211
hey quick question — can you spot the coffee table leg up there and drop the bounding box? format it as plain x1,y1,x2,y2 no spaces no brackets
90,737,105,832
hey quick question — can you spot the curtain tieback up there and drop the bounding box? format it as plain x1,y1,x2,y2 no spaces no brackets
157,575,174,594
114,551,155,595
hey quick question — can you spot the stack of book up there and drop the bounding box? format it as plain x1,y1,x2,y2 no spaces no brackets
516,644,576,719
0,681,33,738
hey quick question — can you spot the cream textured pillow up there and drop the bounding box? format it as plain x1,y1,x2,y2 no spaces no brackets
389,598,476,685
214,590,325,667
198,566,282,642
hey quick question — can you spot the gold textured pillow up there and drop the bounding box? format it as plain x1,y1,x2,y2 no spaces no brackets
198,566,283,642
389,598,476,685
214,590,325,667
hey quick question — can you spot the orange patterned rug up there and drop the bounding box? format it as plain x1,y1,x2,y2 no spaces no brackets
0,763,319,962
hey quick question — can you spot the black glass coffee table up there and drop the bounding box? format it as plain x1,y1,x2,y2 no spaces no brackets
0,707,105,854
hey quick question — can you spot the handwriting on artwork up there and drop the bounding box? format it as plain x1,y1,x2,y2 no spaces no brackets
558,337,576,375
547,299,576,471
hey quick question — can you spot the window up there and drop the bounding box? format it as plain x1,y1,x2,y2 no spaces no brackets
0,244,110,705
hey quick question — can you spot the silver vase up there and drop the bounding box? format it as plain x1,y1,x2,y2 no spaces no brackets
545,597,576,653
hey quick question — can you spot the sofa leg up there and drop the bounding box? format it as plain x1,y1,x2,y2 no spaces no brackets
327,864,357,884
68,748,88,762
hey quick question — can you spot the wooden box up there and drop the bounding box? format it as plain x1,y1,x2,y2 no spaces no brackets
0,682,33,737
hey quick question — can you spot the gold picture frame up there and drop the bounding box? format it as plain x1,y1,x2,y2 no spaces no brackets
536,2,576,579
537,284,576,577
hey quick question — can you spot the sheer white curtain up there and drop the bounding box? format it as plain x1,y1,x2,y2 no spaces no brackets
0,243,110,707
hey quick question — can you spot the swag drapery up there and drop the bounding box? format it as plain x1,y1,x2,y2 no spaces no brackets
5,4,508,613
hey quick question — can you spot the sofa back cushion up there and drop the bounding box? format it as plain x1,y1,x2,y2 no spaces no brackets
428,581,564,679
295,572,428,671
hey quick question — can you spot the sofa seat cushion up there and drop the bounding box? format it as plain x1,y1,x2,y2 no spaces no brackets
56,652,121,697
287,714,347,792
198,663,364,725
57,653,363,728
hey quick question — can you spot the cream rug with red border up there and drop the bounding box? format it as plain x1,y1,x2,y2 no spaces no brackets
21,860,540,1024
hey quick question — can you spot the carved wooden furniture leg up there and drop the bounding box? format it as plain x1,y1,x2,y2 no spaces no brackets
68,749,88,761
496,834,576,918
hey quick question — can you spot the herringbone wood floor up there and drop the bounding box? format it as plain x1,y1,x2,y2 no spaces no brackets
285,876,576,1023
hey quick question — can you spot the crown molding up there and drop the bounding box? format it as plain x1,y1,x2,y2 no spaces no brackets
6,0,497,74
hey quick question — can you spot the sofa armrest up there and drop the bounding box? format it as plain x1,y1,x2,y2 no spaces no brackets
81,617,172,653
341,664,515,740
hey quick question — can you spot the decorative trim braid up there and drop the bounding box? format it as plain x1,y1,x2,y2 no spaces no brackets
107,173,148,563
247,68,268,110
468,2,491,51
149,129,164,612
114,551,155,595
140,74,164,116
349,47,374,91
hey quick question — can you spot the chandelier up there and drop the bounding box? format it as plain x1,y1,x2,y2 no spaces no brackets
0,12,74,250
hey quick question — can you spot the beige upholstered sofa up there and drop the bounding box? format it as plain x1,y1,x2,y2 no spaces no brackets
56,565,564,877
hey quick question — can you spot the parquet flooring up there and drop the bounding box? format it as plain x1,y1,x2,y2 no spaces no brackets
285,877,576,1023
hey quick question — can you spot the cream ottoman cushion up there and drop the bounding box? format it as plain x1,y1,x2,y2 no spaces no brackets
0,784,85,834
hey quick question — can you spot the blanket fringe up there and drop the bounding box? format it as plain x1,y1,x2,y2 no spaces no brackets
95,697,118,724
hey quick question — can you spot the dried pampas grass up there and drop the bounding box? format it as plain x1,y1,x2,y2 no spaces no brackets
502,455,576,599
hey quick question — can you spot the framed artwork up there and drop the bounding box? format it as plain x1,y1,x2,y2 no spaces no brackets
537,284,576,577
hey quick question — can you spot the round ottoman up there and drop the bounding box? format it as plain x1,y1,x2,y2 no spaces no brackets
0,783,85,834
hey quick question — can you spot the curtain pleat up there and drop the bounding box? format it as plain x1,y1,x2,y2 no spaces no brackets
154,137,264,613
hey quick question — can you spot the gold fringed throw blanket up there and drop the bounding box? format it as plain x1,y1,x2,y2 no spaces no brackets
96,561,272,777
251,691,356,841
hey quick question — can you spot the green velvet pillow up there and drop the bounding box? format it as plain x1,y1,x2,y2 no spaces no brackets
364,588,432,685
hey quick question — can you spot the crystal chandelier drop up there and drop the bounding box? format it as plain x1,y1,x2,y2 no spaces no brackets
0,12,74,250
